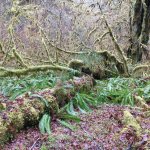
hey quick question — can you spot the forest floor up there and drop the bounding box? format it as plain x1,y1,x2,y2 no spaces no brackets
1,75,150,150
4,104,150,150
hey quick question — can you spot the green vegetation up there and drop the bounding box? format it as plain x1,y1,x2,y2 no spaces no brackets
0,72,57,100
0,73,149,136
0,0,150,149
96,78,150,105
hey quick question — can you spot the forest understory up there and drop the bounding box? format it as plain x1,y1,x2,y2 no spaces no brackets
0,0,150,149
0,74,149,150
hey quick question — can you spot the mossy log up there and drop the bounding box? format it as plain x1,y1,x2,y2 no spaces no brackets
0,65,80,77
0,76,95,145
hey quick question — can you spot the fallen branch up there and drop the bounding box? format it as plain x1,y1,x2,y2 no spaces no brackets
132,65,150,75
0,65,80,77
0,49,125,77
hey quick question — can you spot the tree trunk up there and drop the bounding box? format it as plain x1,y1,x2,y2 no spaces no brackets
0,76,95,146
128,0,150,63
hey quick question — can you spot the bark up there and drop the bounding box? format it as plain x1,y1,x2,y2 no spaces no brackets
0,76,95,146
128,0,150,63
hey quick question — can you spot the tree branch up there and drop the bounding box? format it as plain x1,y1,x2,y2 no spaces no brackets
0,65,80,77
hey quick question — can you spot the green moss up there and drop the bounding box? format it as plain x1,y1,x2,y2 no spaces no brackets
43,94,59,114
0,116,9,145
122,110,142,136
68,59,84,70
0,102,6,111
7,110,24,131
22,101,40,124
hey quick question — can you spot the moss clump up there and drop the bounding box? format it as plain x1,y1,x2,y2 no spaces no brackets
68,59,84,70
0,116,8,145
7,110,24,131
43,94,59,115
122,110,142,136
53,85,72,107
21,99,42,125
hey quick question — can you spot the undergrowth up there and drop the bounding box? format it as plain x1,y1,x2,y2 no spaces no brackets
0,74,150,134
0,71,77,100
0,72,58,100
96,77,150,105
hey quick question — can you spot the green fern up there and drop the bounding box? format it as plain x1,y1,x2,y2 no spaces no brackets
0,72,57,100
39,114,51,134
57,119,76,131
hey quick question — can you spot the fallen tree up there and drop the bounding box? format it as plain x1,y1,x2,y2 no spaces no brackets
0,75,95,146
0,50,126,79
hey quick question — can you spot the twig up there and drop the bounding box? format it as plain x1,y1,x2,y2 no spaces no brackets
94,31,110,44
29,138,40,150
13,49,28,68
87,26,99,40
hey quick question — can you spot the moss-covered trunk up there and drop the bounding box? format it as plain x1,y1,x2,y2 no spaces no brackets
0,76,95,146
128,0,150,63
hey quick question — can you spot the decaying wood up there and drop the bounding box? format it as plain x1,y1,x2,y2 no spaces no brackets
0,49,126,78
0,75,95,145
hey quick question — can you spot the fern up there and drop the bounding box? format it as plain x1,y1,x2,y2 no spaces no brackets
0,72,57,100
57,119,76,131
39,114,51,134
96,77,150,105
